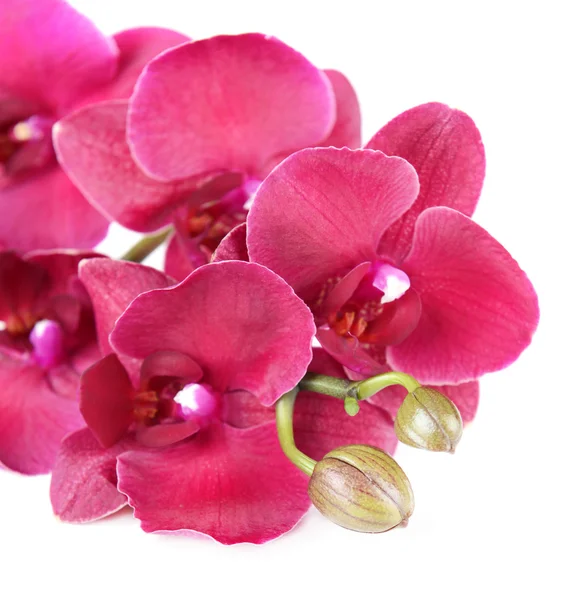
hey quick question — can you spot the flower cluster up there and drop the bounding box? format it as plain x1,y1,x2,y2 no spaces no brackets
0,0,539,544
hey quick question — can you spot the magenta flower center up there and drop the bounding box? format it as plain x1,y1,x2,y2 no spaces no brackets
28,319,66,369
174,383,220,421
325,261,416,343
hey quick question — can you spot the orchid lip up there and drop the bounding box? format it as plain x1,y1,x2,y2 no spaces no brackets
371,263,411,304
29,319,66,369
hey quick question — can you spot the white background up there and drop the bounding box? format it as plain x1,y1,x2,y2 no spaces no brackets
1,1,578,598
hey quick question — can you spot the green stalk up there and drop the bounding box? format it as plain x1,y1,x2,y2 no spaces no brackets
121,226,173,263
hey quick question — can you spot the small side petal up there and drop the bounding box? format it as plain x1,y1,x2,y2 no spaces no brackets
128,33,335,181
247,148,419,304
112,261,315,406
211,223,249,263
321,69,362,149
389,208,539,383
117,422,311,544
54,101,204,232
50,428,133,522
367,102,485,262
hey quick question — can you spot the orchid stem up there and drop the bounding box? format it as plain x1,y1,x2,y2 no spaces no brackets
298,371,421,415
121,226,173,263
275,388,316,476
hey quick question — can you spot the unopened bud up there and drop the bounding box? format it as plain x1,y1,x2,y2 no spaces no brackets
308,445,414,533
395,387,462,453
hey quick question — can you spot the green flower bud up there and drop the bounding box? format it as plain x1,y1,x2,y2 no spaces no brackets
395,387,463,453
308,445,414,533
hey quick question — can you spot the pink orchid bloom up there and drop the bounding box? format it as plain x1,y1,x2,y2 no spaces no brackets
53,33,361,279
246,105,539,409
50,259,396,544
0,0,189,251
0,249,101,474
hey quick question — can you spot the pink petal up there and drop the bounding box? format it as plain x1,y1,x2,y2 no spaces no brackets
128,34,335,181
319,262,371,319
50,428,133,522
0,0,118,112
117,422,310,544
78,258,173,361
389,208,539,383
111,261,315,406
247,148,419,304
367,103,486,263
220,390,275,428
139,350,202,387
0,355,83,474
211,223,249,263
54,101,205,232
368,379,479,423
80,354,134,448
135,420,200,448
84,28,190,103
321,69,362,149
0,167,110,251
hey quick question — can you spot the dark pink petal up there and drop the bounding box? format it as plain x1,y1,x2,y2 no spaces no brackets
321,69,361,149
0,355,83,474
80,354,134,448
211,223,249,263
139,350,202,387
128,34,335,181
79,258,173,359
389,208,539,383
316,326,385,377
0,167,110,251
84,28,190,103
135,420,200,448
50,428,133,522
368,379,480,423
319,262,370,319
54,101,205,232
0,0,118,112
367,103,485,263
221,390,275,428
163,232,206,281
0,251,47,322
117,422,310,544
112,261,315,406
247,148,419,304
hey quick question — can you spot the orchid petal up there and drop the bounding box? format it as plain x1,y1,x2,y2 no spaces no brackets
50,428,133,522
0,167,109,251
54,101,205,232
0,356,83,474
367,103,485,262
111,261,315,406
321,69,362,149
128,34,335,181
0,0,118,112
389,208,539,383
117,422,310,544
211,223,249,263
247,148,419,304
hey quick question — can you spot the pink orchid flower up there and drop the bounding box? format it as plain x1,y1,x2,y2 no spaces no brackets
0,0,189,251
0,249,101,474
245,105,539,415
50,259,396,544
53,33,361,279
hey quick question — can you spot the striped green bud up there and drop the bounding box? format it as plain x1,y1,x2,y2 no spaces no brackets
308,445,414,533
395,387,463,453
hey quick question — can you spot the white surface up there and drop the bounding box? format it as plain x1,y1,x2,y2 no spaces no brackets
2,1,578,598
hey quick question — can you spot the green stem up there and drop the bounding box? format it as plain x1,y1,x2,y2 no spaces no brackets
121,226,173,263
298,372,356,399
355,372,420,400
275,388,316,476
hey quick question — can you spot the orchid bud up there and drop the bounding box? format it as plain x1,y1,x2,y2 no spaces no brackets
395,387,463,453
308,445,414,533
